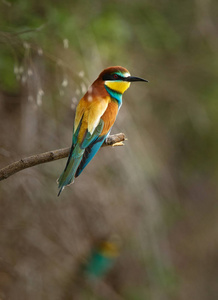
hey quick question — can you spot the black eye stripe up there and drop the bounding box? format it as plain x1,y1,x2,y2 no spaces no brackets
102,73,122,81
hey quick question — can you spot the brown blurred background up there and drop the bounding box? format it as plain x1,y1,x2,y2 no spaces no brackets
1,0,218,299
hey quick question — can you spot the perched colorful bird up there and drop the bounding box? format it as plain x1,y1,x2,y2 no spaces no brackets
58,66,148,195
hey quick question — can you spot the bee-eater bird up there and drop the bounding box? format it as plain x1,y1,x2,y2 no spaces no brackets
83,237,121,280
57,66,148,195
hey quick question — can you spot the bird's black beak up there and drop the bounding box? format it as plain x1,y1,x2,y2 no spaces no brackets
125,76,149,83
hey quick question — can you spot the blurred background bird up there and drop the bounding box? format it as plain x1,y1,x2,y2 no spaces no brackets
83,235,121,281
62,235,122,300
57,66,148,195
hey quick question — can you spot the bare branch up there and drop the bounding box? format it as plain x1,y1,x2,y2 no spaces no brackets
0,133,126,181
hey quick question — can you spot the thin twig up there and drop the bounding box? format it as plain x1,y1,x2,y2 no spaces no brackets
0,133,126,181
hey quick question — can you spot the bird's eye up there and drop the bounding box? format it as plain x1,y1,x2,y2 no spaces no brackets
113,74,119,79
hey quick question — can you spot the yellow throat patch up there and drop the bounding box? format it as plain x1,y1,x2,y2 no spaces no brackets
105,80,130,94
